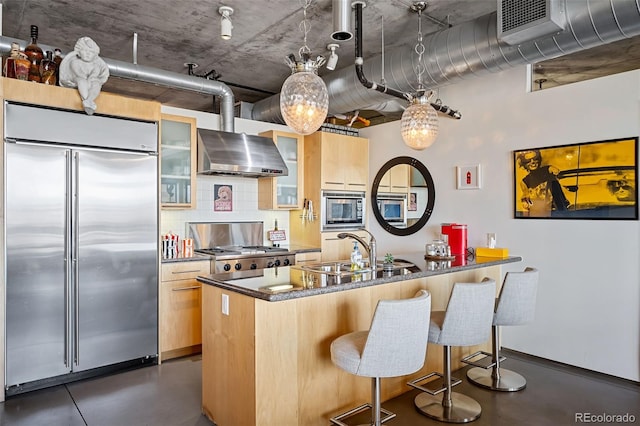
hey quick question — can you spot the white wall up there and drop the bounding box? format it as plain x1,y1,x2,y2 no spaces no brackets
160,106,293,245
361,68,640,381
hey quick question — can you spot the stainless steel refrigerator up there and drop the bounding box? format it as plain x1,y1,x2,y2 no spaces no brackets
4,102,159,394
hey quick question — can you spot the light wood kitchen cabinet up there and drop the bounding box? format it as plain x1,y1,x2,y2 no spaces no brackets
160,260,210,360
378,164,410,194
160,114,197,209
258,130,304,210
321,230,371,262
294,251,321,266
305,132,369,191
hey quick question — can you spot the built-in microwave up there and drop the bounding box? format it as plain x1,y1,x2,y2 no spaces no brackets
321,190,366,231
377,193,407,227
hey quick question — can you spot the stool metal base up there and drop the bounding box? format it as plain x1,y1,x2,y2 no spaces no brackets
329,403,396,426
466,367,527,392
414,391,481,423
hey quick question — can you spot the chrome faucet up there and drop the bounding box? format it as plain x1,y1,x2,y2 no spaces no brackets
337,229,377,267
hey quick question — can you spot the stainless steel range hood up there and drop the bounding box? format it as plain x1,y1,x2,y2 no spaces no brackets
196,129,288,177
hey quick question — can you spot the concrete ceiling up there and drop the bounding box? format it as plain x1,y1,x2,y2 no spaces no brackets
2,0,639,126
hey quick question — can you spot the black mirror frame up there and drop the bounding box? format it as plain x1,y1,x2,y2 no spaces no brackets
371,156,436,236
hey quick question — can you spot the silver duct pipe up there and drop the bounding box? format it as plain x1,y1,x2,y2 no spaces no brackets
0,36,236,132
251,0,640,124
331,0,353,41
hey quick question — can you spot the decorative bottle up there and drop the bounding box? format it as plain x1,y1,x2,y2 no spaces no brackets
3,42,21,79
24,25,43,83
53,48,63,86
40,50,57,85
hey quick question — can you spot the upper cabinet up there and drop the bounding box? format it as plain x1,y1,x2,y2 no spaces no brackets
160,114,196,209
258,130,304,210
378,164,409,194
306,132,369,192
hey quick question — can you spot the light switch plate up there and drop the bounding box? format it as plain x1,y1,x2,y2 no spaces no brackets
222,293,229,315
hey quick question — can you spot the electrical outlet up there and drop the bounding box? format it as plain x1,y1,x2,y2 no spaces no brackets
221,293,229,315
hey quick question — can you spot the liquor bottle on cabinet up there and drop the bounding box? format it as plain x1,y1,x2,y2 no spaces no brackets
40,50,57,85
3,42,21,79
53,48,63,86
24,25,43,83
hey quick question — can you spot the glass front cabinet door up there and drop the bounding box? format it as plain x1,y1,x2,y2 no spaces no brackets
160,114,197,208
258,130,304,210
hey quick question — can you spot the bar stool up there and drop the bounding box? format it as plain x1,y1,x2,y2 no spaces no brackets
330,290,431,426
463,267,539,391
407,279,496,423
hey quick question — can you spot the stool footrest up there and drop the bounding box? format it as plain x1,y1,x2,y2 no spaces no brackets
329,403,396,426
461,350,506,369
407,372,462,396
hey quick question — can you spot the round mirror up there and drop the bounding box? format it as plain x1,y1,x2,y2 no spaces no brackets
371,156,435,236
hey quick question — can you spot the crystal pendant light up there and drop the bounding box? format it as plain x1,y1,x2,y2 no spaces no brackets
281,54,328,135
401,92,439,150
401,2,439,150
280,0,329,135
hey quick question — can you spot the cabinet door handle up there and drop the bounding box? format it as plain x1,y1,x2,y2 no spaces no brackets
347,183,366,187
172,269,202,274
172,286,201,291
324,181,344,185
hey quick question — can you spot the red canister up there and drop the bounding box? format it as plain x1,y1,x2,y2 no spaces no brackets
441,223,467,256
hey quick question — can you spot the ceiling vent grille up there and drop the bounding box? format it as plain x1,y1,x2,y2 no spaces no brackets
498,0,565,45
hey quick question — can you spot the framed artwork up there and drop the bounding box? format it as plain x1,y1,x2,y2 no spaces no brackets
514,137,638,220
214,184,233,211
409,192,417,211
457,164,481,189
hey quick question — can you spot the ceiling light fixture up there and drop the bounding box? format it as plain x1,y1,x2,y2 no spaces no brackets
280,0,329,135
401,2,439,150
218,6,234,40
326,43,339,70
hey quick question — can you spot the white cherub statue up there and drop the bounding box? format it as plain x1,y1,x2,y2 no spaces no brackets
59,37,110,115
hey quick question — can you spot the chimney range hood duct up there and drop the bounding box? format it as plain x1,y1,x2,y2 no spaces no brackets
196,129,288,177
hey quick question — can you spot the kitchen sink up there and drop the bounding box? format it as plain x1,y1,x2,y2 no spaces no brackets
293,259,416,276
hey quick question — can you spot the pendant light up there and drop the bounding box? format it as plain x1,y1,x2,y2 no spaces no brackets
401,2,439,150
280,0,329,135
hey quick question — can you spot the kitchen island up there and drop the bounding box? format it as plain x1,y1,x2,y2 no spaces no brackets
198,254,522,426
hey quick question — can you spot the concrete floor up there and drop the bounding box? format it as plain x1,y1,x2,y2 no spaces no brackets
0,350,638,426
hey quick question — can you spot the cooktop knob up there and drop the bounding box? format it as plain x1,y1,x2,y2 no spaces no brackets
282,258,290,266
267,261,274,268
274,259,281,267
223,263,231,272
250,263,257,270
234,263,242,270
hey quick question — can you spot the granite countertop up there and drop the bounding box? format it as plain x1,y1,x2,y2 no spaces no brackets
197,252,522,301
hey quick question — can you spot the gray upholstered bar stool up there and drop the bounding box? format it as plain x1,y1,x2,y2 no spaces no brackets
463,267,539,391
329,290,431,426
407,279,496,423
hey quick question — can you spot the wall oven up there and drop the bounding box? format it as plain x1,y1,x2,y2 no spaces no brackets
321,190,366,231
377,193,407,227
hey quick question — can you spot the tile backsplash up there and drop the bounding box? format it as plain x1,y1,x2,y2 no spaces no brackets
160,175,290,245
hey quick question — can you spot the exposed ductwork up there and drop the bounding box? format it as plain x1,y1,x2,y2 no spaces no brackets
0,37,236,133
3,1,640,130
250,0,640,124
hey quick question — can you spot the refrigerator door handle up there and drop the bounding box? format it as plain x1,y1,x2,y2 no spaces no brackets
64,150,72,368
73,151,80,366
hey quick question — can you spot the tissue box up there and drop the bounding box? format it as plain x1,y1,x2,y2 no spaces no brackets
475,247,509,258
